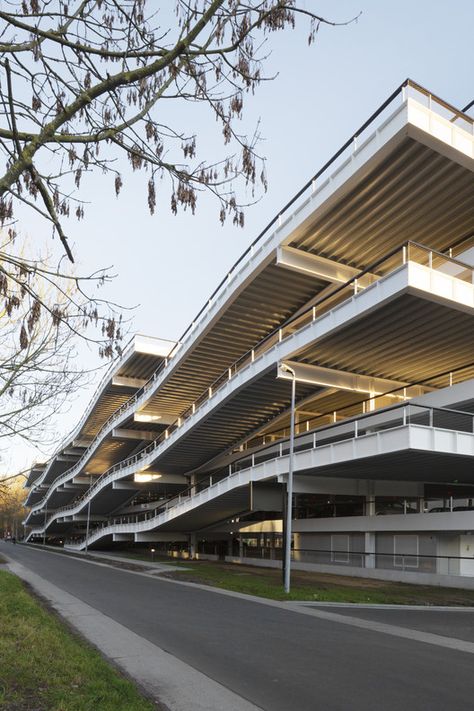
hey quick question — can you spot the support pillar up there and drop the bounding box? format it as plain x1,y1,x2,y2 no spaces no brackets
365,493,375,516
189,532,197,560
367,391,376,412
365,532,376,569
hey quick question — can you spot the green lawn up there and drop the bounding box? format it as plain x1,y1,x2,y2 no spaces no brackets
161,560,474,606
0,569,156,711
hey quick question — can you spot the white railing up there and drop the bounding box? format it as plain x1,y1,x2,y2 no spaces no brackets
26,84,474,514
26,241,474,522
29,401,474,543
63,402,474,550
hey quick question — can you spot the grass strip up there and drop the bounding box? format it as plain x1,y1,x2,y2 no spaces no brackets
161,560,474,606
0,569,155,711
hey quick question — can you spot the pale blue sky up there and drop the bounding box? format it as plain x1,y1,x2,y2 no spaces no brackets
75,0,474,342
11,0,474,471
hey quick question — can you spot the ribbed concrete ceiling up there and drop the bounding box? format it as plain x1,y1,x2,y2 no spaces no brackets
83,438,142,476
41,414,167,495
26,466,45,487
257,390,371,440
149,372,320,475
296,450,474,485
79,350,168,439
292,139,474,268
139,136,473,427
42,457,79,485
427,367,474,390
294,295,474,384
141,266,329,419
118,352,165,381
157,486,251,532
81,386,137,438
148,293,474,477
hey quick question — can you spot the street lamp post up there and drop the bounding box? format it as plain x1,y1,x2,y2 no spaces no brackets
85,474,92,554
43,507,47,547
282,364,296,595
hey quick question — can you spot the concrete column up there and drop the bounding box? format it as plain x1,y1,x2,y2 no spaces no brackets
190,473,198,497
437,535,461,575
459,535,474,576
227,538,233,557
189,532,197,559
239,536,244,560
365,532,376,569
365,495,376,516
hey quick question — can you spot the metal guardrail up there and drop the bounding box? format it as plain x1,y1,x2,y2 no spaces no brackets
64,493,474,538
27,237,474,523
237,375,474,457
29,237,474,525
224,403,474,476
37,400,474,548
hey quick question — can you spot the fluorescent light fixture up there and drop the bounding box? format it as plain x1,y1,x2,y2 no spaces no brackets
134,472,162,483
135,413,163,423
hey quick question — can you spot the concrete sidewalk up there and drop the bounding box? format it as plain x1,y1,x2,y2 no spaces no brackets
5,558,260,711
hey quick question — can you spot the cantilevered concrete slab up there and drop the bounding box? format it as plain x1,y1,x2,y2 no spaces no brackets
25,82,474,555
29,334,174,494
54,85,473,477
134,88,474,425
63,417,474,551
27,255,474,540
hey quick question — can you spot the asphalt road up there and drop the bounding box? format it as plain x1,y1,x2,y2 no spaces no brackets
4,543,474,711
